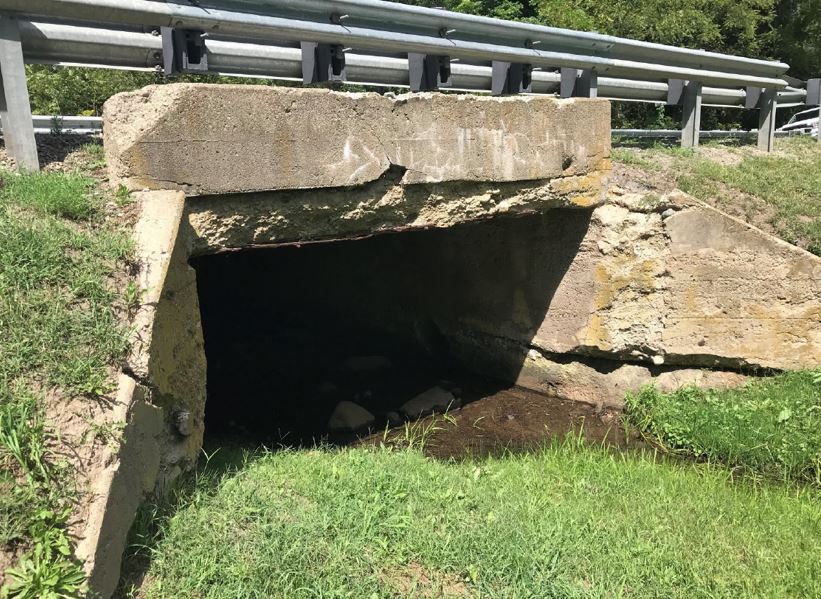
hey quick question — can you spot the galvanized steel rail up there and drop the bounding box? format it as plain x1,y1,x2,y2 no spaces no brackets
0,0,818,171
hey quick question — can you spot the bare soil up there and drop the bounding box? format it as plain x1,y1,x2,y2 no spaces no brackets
365,383,636,460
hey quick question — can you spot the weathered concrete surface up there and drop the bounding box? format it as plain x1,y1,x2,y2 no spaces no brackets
104,84,611,195
415,189,820,374
74,375,162,599
77,192,205,599
565,191,821,371
125,190,206,475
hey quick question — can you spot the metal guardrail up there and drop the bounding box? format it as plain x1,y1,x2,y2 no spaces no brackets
0,0,818,171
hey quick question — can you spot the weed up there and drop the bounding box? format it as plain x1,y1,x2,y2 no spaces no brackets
79,143,106,171
637,192,663,210
625,371,821,486
2,528,85,599
82,420,126,451
114,184,131,205
381,410,458,452
124,280,145,314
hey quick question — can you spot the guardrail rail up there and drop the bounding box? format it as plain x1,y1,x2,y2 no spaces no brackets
0,0,818,170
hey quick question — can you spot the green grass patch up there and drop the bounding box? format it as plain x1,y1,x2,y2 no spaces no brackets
0,170,97,220
626,371,821,487
129,442,821,598
0,167,132,597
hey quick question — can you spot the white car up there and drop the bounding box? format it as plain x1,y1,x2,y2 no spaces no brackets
777,107,819,138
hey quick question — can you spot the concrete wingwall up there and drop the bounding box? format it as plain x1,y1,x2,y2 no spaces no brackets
80,84,821,598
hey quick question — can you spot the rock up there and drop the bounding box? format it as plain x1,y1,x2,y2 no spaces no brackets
327,401,375,433
400,386,457,419
342,355,392,373
661,208,676,219
172,410,192,436
385,411,403,427
104,84,611,195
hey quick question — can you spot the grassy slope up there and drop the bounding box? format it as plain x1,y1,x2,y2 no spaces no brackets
611,137,821,255
0,152,132,597
134,443,821,599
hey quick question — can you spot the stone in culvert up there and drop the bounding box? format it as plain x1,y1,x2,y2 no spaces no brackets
327,401,376,433
385,411,403,427
400,386,458,419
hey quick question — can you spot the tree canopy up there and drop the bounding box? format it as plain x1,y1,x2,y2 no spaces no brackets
398,0,819,77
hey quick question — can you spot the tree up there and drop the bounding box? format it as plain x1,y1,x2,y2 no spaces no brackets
771,0,821,78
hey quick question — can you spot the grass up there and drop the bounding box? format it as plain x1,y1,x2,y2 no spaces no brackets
0,163,132,597
625,371,821,487
126,439,821,599
612,137,821,255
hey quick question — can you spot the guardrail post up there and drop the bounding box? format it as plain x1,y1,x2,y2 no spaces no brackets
408,53,451,92
668,79,702,149
301,42,346,85
0,15,38,171
808,78,820,144
756,88,777,152
491,61,532,95
560,68,597,98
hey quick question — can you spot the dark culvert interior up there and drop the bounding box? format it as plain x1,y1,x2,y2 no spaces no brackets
191,210,619,453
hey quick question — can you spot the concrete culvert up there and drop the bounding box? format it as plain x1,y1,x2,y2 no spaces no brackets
73,84,820,599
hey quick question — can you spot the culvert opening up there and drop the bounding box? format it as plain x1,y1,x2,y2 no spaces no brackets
191,211,597,450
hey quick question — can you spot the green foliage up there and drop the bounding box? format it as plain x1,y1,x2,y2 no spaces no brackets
625,371,821,486
2,529,86,599
129,441,821,598
25,66,158,116
772,0,821,79
401,0,777,56
0,398,85,599
25,65,279,117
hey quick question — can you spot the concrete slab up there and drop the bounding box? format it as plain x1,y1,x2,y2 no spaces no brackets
103,84,611,196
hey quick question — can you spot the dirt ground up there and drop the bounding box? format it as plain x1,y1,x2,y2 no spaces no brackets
364,384,636,460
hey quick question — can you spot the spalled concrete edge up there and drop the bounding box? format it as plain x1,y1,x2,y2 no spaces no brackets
103,84,611,195
447,332,748,410
185,169,610,255
75,191,187,599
